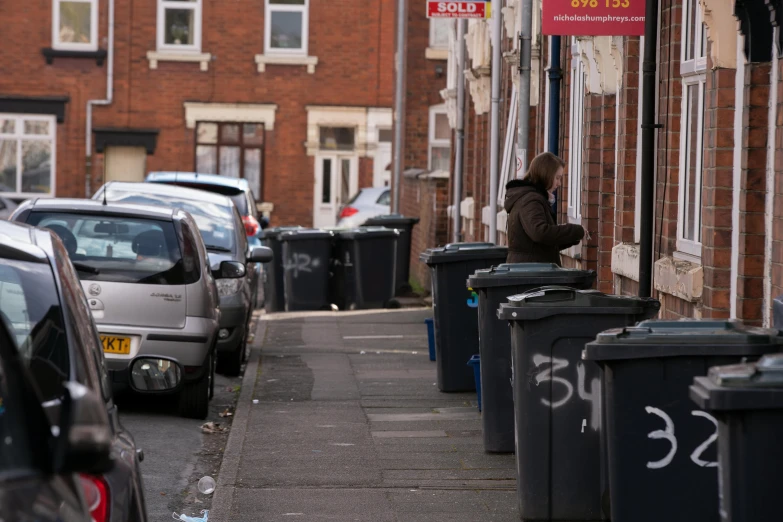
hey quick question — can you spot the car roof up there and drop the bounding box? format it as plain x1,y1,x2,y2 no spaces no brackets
146,172,250,191
27,197,177,220
102,181,235,207
0,220,53,263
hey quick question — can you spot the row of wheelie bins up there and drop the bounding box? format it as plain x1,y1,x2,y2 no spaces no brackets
420,241,783,521
260,215,419,312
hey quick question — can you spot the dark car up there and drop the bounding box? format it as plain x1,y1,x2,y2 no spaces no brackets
0,220,151,522
91,182,272,376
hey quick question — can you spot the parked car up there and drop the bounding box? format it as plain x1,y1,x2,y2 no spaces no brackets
91,182,272,377
10,198,220,419
0,195,18,219
0,220,150,522
336,187,391,228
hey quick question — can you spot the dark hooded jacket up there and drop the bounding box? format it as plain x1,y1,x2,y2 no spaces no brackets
503,179,584,265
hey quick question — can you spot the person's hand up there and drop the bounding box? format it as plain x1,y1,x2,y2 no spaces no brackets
582,226,591,241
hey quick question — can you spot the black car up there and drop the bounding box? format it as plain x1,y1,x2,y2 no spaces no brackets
92,182,271,376
0,220,151,522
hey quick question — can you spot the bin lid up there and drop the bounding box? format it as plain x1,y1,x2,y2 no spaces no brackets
363,213,420,226
279,229,334,241
419,242,508,265
496,286,661,321
337,227,400,239
582,319,782,361
260,226,304,239
467,263,596,289
689,354,783,412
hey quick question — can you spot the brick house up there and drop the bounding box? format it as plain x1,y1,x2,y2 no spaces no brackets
0,0,396,227
434,0,782,326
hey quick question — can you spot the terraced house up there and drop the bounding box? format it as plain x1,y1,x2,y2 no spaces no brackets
0,0,396,227
406,0,783,325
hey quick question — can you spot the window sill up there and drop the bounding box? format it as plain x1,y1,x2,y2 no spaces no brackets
611,243,640,282
654,255,703,302
42,48,107,66
146,51,212,71
425,47,448,60
255,54,318,74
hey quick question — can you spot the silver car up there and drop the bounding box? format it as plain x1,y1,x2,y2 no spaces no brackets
10,198,222,419
336,187,391,228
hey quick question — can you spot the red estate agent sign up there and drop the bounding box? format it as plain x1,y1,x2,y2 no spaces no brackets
427,1,491,19
542,0,646,36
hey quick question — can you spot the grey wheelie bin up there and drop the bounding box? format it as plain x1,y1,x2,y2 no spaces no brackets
497,287,660,521
363,214,419,296
261,226,303,313
329,227,399,310
280,229,334,311
690,352,783,522
584,320,782,522
467,264,596,454
420,242,508,392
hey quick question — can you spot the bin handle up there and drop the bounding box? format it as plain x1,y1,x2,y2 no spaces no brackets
511,287,577,303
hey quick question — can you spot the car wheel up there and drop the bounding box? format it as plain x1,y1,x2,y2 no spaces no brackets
178,352,211,420
221,330,245,377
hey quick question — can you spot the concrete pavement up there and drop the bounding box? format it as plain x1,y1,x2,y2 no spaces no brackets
210,308,518,522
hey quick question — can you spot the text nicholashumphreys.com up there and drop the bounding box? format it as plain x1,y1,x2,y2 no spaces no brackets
552,14,645,23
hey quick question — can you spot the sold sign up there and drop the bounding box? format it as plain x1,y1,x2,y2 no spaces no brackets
541,0,646,36
426,1,491,19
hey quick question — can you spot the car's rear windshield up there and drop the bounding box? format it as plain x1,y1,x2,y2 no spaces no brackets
150,181,249,215
102,189,237,252
27,212,189,285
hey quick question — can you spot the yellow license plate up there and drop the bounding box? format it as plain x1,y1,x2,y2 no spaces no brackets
101,335,131,354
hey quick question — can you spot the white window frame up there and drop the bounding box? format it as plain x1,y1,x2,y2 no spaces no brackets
676,0,708,260
264,0,309,56
157,0,203,53
0,114,57,198
567,38,585,223
428,104,450,172
52,0,99,51
430,18,450,50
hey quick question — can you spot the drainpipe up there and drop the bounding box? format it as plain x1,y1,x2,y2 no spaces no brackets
547,35,562,220
452,20,467,243
85,0,115,197
391,0,408,214
488,0,502,242
638,0,661,298
517,0,533,177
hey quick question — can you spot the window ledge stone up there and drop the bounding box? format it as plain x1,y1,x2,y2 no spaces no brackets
42,48,107,66
255,54,318,73
425,47,449,60
147,51,212,71
654,255,703,302
611,243,640,282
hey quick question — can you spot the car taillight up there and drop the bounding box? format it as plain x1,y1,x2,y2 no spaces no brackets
242,215,260,237
339,206,359,219
80,474,110,522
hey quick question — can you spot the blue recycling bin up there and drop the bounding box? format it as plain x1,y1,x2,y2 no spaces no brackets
425,318,436,361
467,354,482,412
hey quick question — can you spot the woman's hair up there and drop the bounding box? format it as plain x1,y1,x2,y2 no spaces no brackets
525,152,565,190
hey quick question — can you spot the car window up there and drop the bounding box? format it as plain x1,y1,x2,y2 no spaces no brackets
234,207,248,254
103,190,237,253
0,350,35,472
179,221,202,284
0,258,69,402
27,213,189,286
246,191,257,216
376,190,391,206
345,191,363,206
229,193,248,216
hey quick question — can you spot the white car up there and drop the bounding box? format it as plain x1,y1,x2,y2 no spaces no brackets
336,187,391,228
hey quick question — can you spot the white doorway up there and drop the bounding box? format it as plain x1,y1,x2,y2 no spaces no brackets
104,146,146,183
313,154,358,228
374,143,391,188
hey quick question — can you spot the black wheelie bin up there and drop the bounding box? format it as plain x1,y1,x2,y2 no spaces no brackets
363,214,419,296
467,263,596,454
261,226,303,313
280,229,334,311
497,287,660,521
420,242,507,392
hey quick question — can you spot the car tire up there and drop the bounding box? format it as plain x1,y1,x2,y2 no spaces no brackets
221,330,245,377
178,352,211,420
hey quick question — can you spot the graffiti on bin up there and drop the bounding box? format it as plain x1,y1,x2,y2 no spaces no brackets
644,406,718,470
530,354,601,432
284,252,321,278
466,287,478,308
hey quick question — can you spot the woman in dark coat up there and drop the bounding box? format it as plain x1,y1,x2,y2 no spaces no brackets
503,152,585,265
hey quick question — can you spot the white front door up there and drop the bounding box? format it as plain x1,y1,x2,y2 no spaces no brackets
105,146,146,183
313,155,358,228
373,143,392,188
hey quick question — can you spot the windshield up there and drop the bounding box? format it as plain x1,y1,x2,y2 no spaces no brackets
0,259,69,400
103,190,237,252
27,213,189,285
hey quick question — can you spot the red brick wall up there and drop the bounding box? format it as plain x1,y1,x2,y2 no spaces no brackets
615,37,640,246
773,58,783,303
403,174,449,291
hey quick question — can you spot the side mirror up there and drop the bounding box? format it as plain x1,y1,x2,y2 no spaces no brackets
215,260,246,279
247,246,273,264
53,381,114,475
129,356,183,393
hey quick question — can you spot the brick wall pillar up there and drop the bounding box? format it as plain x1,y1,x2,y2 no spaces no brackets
614,37,640,247
773,58,783,304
